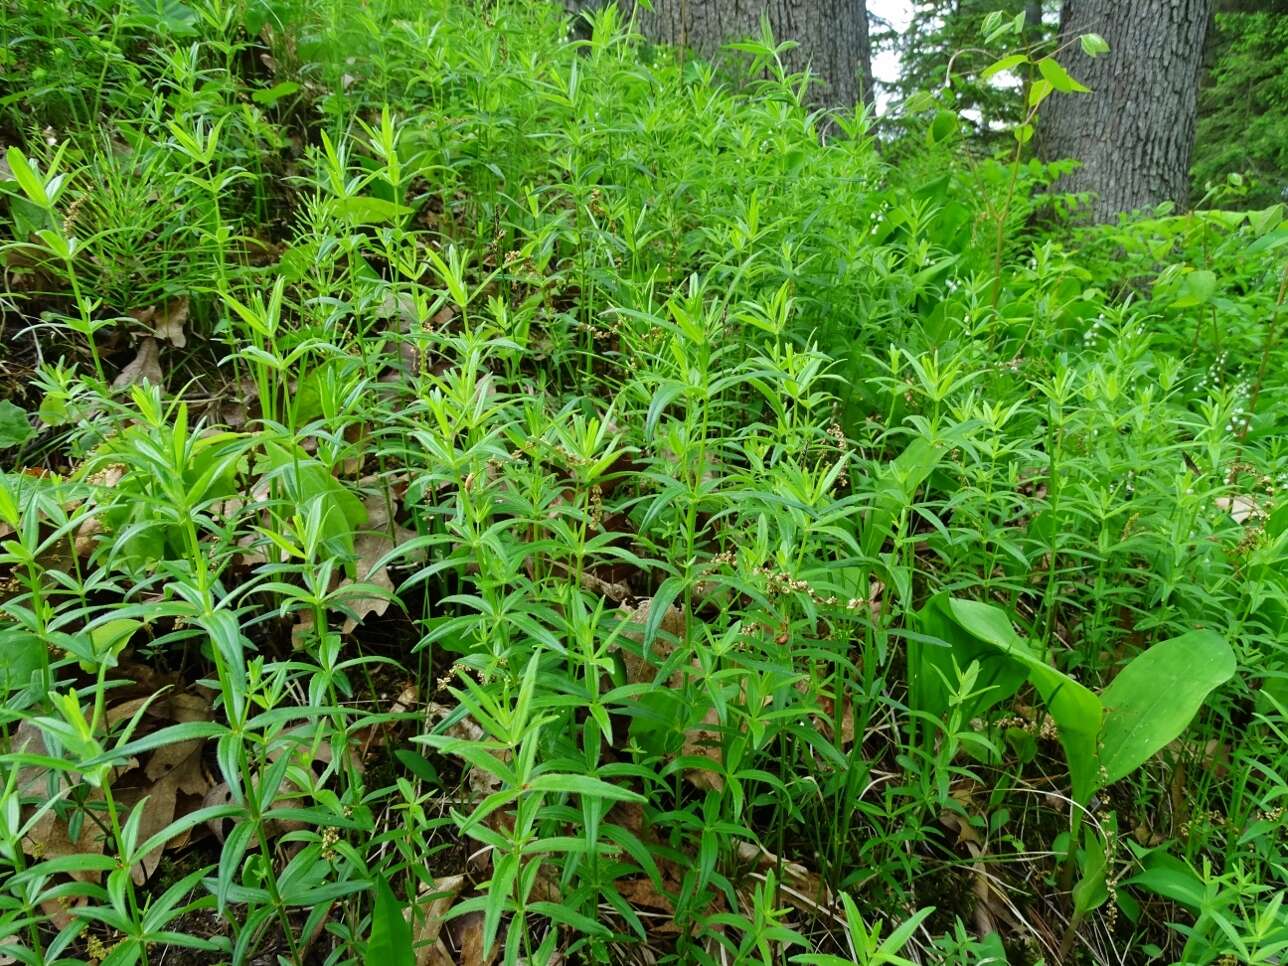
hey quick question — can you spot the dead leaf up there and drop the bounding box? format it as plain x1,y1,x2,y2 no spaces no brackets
291,609,317,649
617,599,725,790
39,896,80,932
451,911,498,966
340,485,420,635
124,697,212,881
618,876,676,916
390,683,418,715
8,723,107,880
25,787,109,879
427,701,505,798
68,463,128,556
735,841,829,913
130,298,188,348
617,596,685,686
814,693,855,747
112,337,164,390
938,808,1015,940
1215,493,1261,524
341,421,369,477
153,298,189,347
129,741,207,883
62,692,215,882
577,568,633,602
412,874,465,966
202,782,236,842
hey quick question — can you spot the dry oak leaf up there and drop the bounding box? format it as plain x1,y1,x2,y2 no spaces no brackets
807,681,857,748
426,700,505,799
73,462,127,556
112,337,164,390
127,738,209,883
618,598,728,792
131,297,189,348
682,706,724,792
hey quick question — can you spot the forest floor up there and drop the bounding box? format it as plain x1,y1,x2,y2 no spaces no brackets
2,1,1288,964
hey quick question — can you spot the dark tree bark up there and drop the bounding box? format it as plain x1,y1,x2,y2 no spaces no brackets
1024,0,1044,35
613,0,874,109
1039,0,1214,221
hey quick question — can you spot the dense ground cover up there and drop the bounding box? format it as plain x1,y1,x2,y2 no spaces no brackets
2,1,1288,963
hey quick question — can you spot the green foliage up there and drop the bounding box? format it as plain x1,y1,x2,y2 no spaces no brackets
0,402,33,450
0,2,1285,964
1098,630,1237,785
1193,11,1288,208
917,597,1235,811
878,0,1051,143
366,875,415,966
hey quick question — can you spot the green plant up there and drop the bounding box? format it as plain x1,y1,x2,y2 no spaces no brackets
1,1,1286,963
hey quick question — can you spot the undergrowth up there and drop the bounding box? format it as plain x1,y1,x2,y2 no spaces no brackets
1,1,1287,964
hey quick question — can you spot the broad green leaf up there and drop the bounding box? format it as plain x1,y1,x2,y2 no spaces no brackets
879,905,937,956
904,90,938,114
0,629,46,702
1246,227,1288,255
5,148,49,207
1098,629,1235,785
910,253,960,289
927,110,958,145
862,437,943,558
912,596,1028,728
921,597,1103,803
393,749,441,786
89,618,142,660
1038,58,1091,94
1248,203,1283,236
333,195,414,226
1079,32,1110,56
1072,824,1110,919
1122,852,1204,910
981,54,1027,83
131,0,199,33
243,0,285,33
0,400,33,448
38,390,73,427
252,81,300,106
366,876,415,966
1172,269,1217,307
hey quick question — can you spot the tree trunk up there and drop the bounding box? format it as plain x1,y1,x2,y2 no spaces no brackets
1024,0,1043,35
621,0,874,109
1039,0,1213,221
